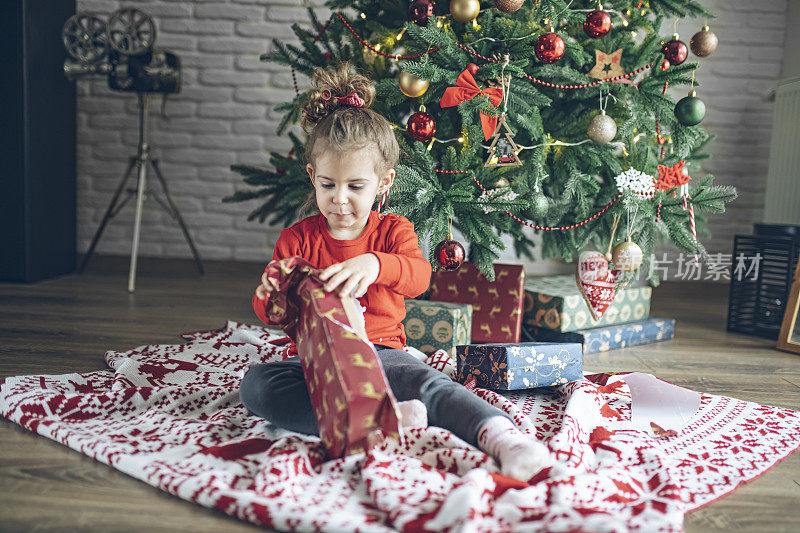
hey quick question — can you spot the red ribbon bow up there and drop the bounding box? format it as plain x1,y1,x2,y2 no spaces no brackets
440,68,504,140
335,92,364,107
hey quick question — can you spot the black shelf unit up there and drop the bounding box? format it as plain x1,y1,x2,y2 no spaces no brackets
727,224,800,339
1,1,77,281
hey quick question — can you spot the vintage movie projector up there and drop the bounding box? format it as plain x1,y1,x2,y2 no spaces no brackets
62,8,202,292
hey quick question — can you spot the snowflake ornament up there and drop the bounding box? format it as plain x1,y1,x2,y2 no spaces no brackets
478,189,519,213
614,168,655,196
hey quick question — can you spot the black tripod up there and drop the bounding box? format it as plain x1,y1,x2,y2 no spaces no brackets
79,93,203,292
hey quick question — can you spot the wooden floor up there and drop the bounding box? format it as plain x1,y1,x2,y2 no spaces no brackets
1,256,799,532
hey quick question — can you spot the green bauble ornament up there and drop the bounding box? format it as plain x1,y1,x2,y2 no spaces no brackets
528,191,549,219
674,90,706,126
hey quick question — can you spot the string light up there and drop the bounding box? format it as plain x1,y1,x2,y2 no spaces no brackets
622,19,629,27
470,33,536,44
396,28,406,40
360,13,366,19
630,31,637,38
424,136,470,147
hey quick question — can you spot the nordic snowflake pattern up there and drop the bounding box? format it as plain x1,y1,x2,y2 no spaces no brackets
615,168,656,195
1,321,799,532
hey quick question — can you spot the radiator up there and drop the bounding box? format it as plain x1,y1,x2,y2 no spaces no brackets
764,77,800,225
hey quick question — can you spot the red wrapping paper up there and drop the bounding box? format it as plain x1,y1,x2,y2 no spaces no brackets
429,263,525,343
263,256,402,458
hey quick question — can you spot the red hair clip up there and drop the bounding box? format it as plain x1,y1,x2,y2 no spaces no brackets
335,92,364,107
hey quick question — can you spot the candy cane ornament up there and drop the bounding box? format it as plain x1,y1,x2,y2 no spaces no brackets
681,183,698,261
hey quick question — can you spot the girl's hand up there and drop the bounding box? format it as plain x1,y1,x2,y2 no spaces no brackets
255,265,278,301
319,254,380,298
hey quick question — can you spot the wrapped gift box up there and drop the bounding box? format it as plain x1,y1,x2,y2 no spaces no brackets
527,317,676,354
429,262,525,343
524,275,652,332
403,300,472,357
263,256,402,458
456,342,582,391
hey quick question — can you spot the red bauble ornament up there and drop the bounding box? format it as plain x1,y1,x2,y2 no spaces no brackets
406,111,437,142
661,37,688,66
583,10,612,39
534,32,566,64
466,62,479,76
409,0,435,26
435,238,465,271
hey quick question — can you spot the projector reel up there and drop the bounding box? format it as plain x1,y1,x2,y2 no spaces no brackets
107,8,156,56
62,14,108,63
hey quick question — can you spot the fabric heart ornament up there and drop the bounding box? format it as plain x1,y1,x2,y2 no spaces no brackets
575,250,620,321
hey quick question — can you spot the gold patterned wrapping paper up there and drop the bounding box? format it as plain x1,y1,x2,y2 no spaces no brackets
429,263,525,343
264,256,402,458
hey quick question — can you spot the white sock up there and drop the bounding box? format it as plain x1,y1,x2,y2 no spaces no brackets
477,416,551,481
397,399,427,429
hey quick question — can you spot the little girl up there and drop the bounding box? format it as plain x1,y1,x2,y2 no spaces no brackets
239,63,549,481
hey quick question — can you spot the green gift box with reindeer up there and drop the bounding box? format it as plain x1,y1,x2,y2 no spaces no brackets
429,263,526,343
403,300,472,357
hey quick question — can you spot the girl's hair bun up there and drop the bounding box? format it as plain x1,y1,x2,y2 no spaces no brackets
302,62,376,133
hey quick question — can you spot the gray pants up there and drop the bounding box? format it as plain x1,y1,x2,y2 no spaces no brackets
239,346,506,447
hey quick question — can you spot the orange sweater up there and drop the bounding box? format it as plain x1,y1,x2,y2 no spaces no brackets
252,211,432,349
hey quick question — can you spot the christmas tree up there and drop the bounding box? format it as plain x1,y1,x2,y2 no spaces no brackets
224,0,736,283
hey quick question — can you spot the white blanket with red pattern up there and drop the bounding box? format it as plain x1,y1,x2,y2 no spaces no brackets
2,322,799,532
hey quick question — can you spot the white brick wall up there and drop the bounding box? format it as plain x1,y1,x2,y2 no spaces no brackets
74,0,789,270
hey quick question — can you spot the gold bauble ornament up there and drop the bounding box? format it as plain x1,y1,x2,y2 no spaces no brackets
690,25,718,57
450,0,480,23
493,0,525,13
398,71,429,98
494,176,511,188
587,111,617,144
611,240,644,271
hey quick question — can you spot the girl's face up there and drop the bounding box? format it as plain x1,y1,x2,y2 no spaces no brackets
307,146,394,239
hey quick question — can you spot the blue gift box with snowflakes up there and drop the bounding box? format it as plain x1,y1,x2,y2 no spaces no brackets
527,317,676,354
456,342,583,391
